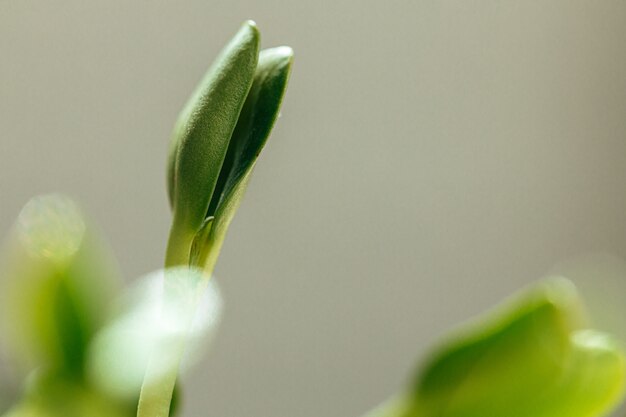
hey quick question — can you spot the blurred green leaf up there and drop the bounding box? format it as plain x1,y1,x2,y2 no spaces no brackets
413,278,584,416
534,329,626,417
0,195,119,376
371,278,626,417
166,21,259,267
1,373,131,417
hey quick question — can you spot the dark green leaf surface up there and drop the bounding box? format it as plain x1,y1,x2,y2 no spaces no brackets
192,46,294,272
167,21,259,266
206,46,294,217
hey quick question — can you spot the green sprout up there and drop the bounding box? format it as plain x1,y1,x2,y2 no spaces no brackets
0,20,625,417
137,20,293,417
166,20,293,276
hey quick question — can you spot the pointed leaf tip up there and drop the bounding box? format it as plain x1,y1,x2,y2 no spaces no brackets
262,46,294,61
243,19,258,30
236,19,260,44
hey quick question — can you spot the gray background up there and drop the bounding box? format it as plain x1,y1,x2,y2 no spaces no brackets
1,1,626,417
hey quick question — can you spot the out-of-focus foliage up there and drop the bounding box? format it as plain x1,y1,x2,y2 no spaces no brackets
0,194,119,375
2,373,128,417
367,278,626,417
87,268,222,402
0,196,222,417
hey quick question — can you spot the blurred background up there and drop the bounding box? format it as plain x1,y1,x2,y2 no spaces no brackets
1,1,626,416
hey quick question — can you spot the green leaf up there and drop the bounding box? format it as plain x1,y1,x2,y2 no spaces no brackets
404,277,626,417
0,194,119,375
191,46,294,272
167,20,260,267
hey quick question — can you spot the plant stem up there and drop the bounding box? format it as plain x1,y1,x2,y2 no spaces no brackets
136,255,211,417
136,334,188,417
164,227,194,268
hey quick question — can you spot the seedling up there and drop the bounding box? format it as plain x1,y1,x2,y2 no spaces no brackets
0,21,624,417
